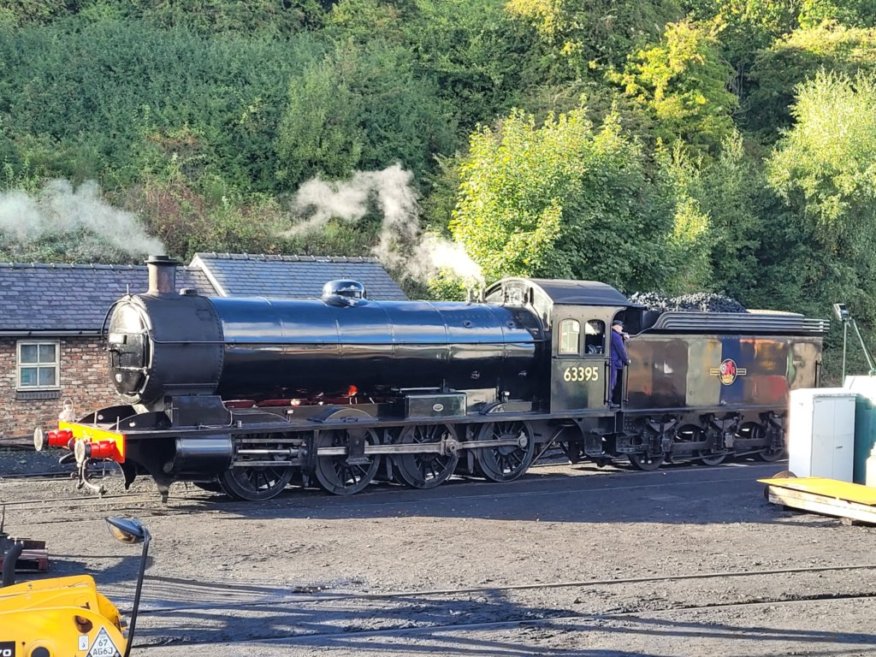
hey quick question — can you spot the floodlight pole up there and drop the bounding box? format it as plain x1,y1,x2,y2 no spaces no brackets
833,302,876,380
124,527,151,657
850,318,876,375
842,320,848,384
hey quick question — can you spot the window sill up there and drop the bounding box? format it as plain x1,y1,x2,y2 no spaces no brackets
15,389,61,401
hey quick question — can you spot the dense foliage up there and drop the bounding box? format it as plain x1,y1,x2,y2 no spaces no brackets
1,0,876,375
451,108,675,290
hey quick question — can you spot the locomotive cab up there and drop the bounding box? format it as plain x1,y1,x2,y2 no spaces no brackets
484,278,637,413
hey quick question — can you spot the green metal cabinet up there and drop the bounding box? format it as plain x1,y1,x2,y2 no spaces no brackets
854,396,876,484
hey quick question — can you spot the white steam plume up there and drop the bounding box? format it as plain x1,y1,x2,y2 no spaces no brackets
0,179,164,256
288,164,483,286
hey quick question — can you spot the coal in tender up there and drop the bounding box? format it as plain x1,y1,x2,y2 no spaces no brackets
628,291,746,313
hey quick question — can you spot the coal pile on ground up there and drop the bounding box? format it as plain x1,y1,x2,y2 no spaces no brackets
629,292,746,313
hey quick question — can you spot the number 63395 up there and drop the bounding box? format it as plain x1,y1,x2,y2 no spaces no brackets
563,366,600,382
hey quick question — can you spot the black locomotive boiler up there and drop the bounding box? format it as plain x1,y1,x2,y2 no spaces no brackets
36,257,828,501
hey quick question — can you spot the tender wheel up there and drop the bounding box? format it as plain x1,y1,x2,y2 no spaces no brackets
312,408,381,495
219,465,293,501
394,424,459,489
698,451,727,466
628,453,664,471
474,421,535,482
756,420,785,462
757,446,786,462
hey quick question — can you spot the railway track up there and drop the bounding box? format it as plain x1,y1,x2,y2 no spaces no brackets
141,562,876,615
136,594,876,651
132,564,876,650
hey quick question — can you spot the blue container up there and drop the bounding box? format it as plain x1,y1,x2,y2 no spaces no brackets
853,396,876,484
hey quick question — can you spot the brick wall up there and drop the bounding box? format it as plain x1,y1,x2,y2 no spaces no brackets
0,337,124,440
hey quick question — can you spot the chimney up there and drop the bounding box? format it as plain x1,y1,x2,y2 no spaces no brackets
145,255,180,296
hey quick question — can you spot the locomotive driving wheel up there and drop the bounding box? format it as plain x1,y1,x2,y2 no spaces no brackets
474,421,535,482
394,423,460,489
219,460,293,501
313,408,381,496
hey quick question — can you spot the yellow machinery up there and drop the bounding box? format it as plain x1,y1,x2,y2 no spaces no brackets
0,517,150,657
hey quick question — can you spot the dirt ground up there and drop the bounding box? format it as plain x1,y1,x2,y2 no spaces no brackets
2,451,875,656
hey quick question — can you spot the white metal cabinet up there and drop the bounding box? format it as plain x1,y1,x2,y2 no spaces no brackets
788,388,856,481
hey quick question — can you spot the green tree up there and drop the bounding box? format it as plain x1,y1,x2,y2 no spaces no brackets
0,0,331,33
747,22,876,137
450,106,674,290
405,0,538,130
798,0,876,28
767,70,876,321
659,145,715,293
276,39,456,187
0,19,319,192
325,0,412,42
660,134,767,297
328,0,538,133
506,0,682,79
275,54,365,186
612,19,738,154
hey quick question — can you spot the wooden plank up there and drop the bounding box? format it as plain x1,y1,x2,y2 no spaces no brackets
767,486,876,525
759,477,876,506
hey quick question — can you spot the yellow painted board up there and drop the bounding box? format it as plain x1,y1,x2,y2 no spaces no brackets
766,487,876,525
59,420,126,462
758,476,876,506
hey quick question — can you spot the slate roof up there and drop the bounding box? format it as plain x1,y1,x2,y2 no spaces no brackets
0,263,214,334
0,254,407,334
191,253,407,301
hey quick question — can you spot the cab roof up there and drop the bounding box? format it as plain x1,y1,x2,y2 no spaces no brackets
485,278,632,307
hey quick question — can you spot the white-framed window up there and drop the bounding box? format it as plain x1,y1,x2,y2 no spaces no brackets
558,319,580,355
17,340,60,390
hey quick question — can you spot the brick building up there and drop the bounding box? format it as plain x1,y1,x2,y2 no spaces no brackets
0,254,405,441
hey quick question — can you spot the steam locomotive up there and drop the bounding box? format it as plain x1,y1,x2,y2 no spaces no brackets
35,256,828,501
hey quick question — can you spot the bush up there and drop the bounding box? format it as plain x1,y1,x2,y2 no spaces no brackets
767,69,876,323
0,19,322,193
746,23,876,137
450,106,675,290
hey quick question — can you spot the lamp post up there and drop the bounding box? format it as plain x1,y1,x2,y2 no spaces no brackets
832,303,876,383
105,517,151,657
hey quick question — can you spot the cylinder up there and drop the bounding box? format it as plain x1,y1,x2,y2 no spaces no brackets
172,435,233,474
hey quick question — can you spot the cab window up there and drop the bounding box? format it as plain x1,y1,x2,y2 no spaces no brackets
558,319,580,355
584,320,605,354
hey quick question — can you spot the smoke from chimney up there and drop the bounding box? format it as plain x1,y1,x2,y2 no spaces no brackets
287,165,483,287
0,179,165,258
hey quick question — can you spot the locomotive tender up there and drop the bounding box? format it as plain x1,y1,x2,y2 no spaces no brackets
36,256,828,501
